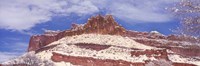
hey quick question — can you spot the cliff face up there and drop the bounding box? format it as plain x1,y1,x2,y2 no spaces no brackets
28,15,200,57
28,15,126,52
51,52,146,66
126,30,200,57
83,15,126,35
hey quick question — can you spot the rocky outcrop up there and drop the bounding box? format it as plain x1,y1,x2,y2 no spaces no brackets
21,14,200,66
83,15,126,35
51,52,145,66
51,52,197,66
28,35,58,51
132,35,200,57
124,30,200,57
131,49,168,60
170,47,200,56
28,15,126,51
167,35,200,43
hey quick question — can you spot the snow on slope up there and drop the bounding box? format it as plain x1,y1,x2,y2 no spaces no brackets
53,45,153,63
35,34,200,65
32,34,157,65
48,34,155,49
2,34,200,66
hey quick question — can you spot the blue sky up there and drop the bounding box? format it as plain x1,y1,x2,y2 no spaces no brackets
0,0,180,62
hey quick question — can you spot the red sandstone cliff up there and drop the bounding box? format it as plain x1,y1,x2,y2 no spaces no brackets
8,15,198,66
28,15,200,57
28,15,126,52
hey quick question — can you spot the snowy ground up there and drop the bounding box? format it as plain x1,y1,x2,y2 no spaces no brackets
48,34,156,49
2,34,200,66
34,34,158,65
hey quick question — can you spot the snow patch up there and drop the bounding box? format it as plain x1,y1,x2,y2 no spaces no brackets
49,34,155,49
150,31,160,34
52,45,154,63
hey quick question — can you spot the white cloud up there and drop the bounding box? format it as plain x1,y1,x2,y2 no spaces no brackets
0,0,180,31
66,0,99,16
0,0,98,31
92,0,180,23
110,3,171,22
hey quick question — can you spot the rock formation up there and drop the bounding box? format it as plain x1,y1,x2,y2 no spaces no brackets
17,14,200,66
28,15,126,52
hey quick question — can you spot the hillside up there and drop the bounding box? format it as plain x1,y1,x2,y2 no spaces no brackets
1,15,200,66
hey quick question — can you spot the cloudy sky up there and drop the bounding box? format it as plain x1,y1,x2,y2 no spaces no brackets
0,0,180,62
